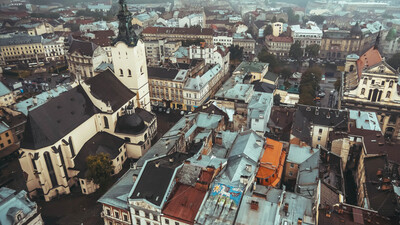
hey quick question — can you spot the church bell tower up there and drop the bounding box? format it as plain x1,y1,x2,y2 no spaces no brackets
111,0,151,111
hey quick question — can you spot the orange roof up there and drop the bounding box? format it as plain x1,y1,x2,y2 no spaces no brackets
357,47,382,78
256,138,286,187
265,35,293,43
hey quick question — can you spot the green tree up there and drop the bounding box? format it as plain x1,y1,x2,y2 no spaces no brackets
387,53,400,70
229,45,244,65
334,76,341,91
289,40,303,61
298,66,323,105
272,16,277,23
258,48,279,71
309,15,325,25
264,25,273,37
182,38,206,47
287,8,299,25
86,153,114,187
280,67,292,81
386,28,397,42
305,44,320,58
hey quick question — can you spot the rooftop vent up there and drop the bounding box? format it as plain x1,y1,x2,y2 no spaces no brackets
155,162,160,168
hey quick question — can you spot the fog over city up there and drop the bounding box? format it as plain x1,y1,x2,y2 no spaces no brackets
0,0,399,224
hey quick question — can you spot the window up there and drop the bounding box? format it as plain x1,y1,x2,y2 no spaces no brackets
318,128,322,134
106,209,111,216
109,221,112,225
289,171,293,176
371,80,375,84
81,180,84,184
175,222,180,225
128,69,132,77
146,222,150,225
115,211,119,218
361,88,365,95
0,143,4,148
136,218,140,224
135,210,139,216
389,81,394,88
83,188,86,193
165,219,170,224
290,163,294,168
104,116,109,129
5,132,9,137
120,69,123,76
145,212,150,219
381,81,385,85
7,140,11,144
318,136,321,141
386,91,391,98
123,214,128,221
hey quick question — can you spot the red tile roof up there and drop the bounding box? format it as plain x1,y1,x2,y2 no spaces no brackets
142,27,214,36
356,47,382,78
162,183,207,223
265,35,293,43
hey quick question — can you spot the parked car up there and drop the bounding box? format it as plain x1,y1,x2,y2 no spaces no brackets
318,92,326,98
166,108,171,114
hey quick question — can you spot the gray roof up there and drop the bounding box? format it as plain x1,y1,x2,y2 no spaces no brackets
287,144,318,164
235,61,268,74
0,187,38,225
0,122,10,134
0,82,11,96
296,148,320,198
0,34,42,46
98,168,137,210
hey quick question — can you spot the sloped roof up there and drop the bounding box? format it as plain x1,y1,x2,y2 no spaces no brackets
356,47,382,78
68,39,98,57
85,70,136,111
73,132,124,178
21,70,134,149
142,27,214,36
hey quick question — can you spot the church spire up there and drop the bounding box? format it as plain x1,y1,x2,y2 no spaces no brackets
374,26,382,50
113,0,139,46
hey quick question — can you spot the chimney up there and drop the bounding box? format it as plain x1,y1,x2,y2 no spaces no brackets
250,200,259,211
169,157,174,163
155,162,160,168
283,203,289,216
33,96,38,106
297,219,302,225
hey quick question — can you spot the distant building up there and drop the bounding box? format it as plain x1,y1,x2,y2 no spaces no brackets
66,39,108,79
0,82,15,107
272,22,283,37
87,3,112,12
141,27,214,44
288,21,322,54
0,34,45,65
232,33,256,59
0,187,44,225
144,40,182,66
265,35,293,58
42,35,65,62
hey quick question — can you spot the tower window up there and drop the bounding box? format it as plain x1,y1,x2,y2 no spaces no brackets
120,69,123,76
361,88,365,95
386,91,391,98
128,69,132,77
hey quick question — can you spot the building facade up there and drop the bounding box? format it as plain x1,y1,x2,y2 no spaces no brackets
66,39,108,79
265,35,293,58
0,34,45,65
141,27,214,44
288,21,322,54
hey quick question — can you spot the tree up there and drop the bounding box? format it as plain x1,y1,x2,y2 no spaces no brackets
280,67,292,81
273,94,281,106
86,153,114,187
298,66,323,105
387,53,400,70
258,48,279,71
264,25,273,37
334,76,341,91
289,40,303,61
287,8,299,25
309,15,325,25
386,28,397,41
305,44,320,58
272,16,277,23
182,38,206,47
278,18,286,23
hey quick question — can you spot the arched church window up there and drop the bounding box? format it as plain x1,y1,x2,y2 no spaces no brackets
120,69,123,76
128,69,132,77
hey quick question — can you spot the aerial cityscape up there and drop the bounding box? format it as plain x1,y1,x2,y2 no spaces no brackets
0,0,399,224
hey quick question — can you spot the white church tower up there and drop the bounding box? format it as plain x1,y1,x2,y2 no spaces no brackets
111,0,151,111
